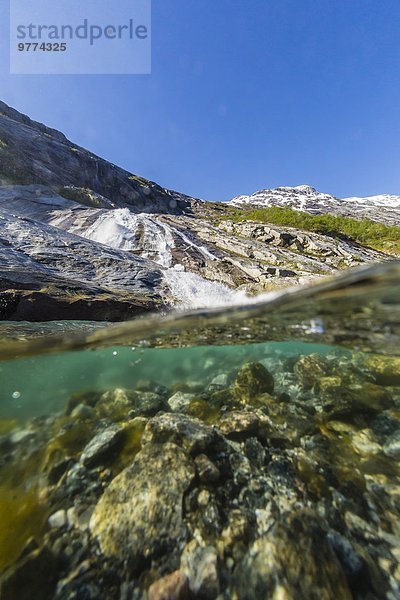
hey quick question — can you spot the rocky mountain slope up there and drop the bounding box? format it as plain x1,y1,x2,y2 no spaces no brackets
0,101,397,320
229,184,400,226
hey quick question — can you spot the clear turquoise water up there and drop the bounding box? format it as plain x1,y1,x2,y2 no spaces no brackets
0,341,342,420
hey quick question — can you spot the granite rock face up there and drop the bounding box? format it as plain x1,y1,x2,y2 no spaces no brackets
0,100,188,214
0,189,166,320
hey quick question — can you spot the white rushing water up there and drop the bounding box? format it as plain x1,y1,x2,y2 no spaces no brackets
51,208,246,308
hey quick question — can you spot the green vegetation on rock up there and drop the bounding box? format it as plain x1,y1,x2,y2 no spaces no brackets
228,206,400,255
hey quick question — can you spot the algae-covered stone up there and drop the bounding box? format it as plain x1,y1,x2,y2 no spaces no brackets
233,510,351,599
294,354,330,390
90,443,195,561
181,540,219,599
194,454,220,483
168,392,196,413
232,362,274,403
95,388,164,419
218,411,263,440
80,424,123,467
362,354,400,386
142,413,219,454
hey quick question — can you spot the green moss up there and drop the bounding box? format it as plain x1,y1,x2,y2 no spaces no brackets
0,419,19,435
187,399,220,423
56,186,109,208
0,484,48,571
226,207,400,255
128,174,149,185
0,139,8,149
111,419,146,473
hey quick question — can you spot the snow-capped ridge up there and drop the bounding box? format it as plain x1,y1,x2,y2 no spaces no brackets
229,185,400,226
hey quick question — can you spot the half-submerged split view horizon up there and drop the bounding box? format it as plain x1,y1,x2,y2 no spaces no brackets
1,2,400,599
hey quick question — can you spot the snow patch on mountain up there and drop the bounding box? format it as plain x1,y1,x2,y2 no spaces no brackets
229,185,400,225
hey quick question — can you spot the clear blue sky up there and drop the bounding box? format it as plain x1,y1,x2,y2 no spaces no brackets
1,0,400,201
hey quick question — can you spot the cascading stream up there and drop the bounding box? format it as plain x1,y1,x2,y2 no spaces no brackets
50,207,246,308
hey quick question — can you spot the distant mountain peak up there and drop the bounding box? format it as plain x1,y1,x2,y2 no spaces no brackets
229,185,400,226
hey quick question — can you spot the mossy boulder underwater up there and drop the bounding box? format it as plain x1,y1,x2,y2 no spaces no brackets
232,362,275,404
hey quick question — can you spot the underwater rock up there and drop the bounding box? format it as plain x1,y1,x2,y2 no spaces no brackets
232,362,274,403
96,388,165,419
350,429,381,457
168,392,196,413
208,373,229,392
65,390,100,416
70,404,94,420
48,509,67,529
148,570,189,600
67,505,95,532
327,531,364,582
142,413,220,454
80,425,123,468
233,510,351,599
90,443,195,562
218,410,264,440
181,541,220,599
383,429,400,459
194,453,221,483
362,355,400,386
130,391,166,417
294,354,331,389
315,376,343,397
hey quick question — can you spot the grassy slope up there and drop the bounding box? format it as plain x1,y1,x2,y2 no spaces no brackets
227,206,400,255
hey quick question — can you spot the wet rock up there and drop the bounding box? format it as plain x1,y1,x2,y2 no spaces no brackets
48,509,67,529
232,362,274,403
148,570,189,600
95,388,134,418
327,531,364,581
90,443,195,562
294,354,331,389
208,373,229,392
233,510,351,599
370,414,400,442
316,376,343,397
383,429,400,459
80,425,123,467
362,354,400,386
67,505,95,531
71,403,94,419
130,391,166,417
142,413,220,454
220,509,254,555
218,410,266,441
181,541,219,599
350,429,381,457
168,392,196,413
351,382,393,411
65,390,100,416
0,545,59,600
243,437,267,469
194,454,220,483
96,388,164,419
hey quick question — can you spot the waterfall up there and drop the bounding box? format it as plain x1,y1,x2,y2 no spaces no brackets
50,208,246,308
